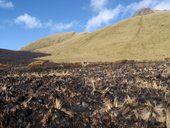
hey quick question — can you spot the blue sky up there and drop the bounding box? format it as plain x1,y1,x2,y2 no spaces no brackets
0,0,170,50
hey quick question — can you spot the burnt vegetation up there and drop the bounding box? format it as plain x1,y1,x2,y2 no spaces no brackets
0,61,170,128
0,49,50,64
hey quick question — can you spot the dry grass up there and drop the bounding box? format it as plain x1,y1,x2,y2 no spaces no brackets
22,11,170,62
103,99,113,112
0,64,8,69
166,92,170,128
123,96,136,105
137,78,167,91
166,107,170,128
19,71,72,78
154,106,166,123
41,109,52,126
49,71,71,77
91,78,96,93
54,98,62,110
21,32,77,51
113,96,119,108
162,66,170,77
28,60,45,69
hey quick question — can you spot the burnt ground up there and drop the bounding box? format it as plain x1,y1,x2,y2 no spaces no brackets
0,61,170,128
0,49,50,64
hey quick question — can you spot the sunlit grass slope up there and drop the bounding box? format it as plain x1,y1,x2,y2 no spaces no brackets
21,32,77,51
22,11,170,62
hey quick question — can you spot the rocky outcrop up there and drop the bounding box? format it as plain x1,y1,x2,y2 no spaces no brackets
134,8,154,16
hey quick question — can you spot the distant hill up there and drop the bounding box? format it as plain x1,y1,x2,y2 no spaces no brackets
22,10,170,62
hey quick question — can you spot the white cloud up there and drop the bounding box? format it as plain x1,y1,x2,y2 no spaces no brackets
0,0,14,8
15,13,42,29
14,13,76,31
123,0,159,16
86,3,122,32
86,0,123,32
44,20,76,31
153,0,170,10
124,0,170,16
87,0,170,32
91,0,108,12
121,0,154,17
51,22,75,31
126,0,155,12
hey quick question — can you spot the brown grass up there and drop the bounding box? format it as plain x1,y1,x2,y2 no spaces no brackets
166,92,170,128
28,60,45,68
0,64,8,69
54,98,62,110
162,66,170,78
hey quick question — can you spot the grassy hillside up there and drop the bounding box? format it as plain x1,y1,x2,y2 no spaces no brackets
21,32,77,51
22,11,170,62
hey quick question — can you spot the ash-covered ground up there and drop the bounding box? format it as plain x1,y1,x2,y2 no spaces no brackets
0,61,170,128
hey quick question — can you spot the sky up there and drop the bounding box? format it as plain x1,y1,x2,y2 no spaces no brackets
0,0,170,50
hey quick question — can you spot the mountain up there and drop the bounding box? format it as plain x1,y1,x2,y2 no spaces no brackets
22,10,170,62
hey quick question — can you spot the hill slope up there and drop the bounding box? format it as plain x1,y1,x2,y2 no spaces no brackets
22,11,170,62
21,32,77,51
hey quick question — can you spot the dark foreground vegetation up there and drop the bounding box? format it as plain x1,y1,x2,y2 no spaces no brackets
0,49,50,64
0,61,170,128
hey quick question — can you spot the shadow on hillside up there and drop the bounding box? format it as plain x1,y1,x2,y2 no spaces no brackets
0,49,50,64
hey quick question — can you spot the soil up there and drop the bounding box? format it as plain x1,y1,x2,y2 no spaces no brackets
0,61,170,128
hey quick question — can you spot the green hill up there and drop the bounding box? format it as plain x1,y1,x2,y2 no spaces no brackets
22,11,170,62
